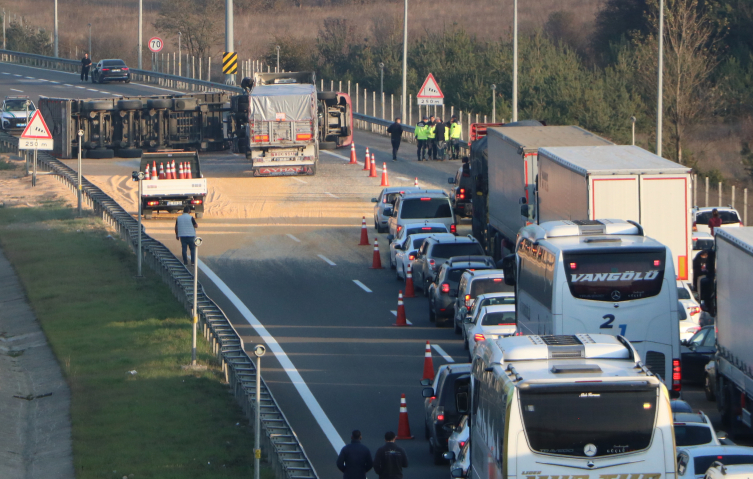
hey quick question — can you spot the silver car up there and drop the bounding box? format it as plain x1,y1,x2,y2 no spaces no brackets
391,230,454,280
372,186,421,233
1,96,34,131
387,190,456,241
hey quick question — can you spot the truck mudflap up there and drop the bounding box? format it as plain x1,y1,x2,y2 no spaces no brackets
253,165,315,177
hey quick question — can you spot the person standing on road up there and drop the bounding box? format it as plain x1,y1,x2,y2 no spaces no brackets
434,118,447,161
449,116,462,159
708,208,723,235
80,54,92,82
373,431,408,479
336,430,373,479
387,118,403,162
174,206,199,266
415,117,429,162
426,115,437,160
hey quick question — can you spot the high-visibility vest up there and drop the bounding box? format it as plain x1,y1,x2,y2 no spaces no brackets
444,126,450,141
450,122,462,139
415,123,428,140
427,124,436,139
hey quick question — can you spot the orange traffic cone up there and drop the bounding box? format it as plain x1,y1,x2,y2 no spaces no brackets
152,161,157,180
381,162,390,186
370,238,383,269
171,160,177,179
359,216,370,246
349,143,358,164
414,177,418,187
363,147,371,171
166,161,173,179
396,394,414,440
394,290,408,326
404,263,415,298
187,162,192,179
144,165,150,180
369,156,378,178
422,341,435,381
178,162,184,179
158,163,166,179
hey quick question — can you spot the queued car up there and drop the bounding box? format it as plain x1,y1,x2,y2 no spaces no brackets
453,270,510,334
678,281,702,341
421,363,471,464
91,59,131,84
388,190,456,240
388,223,451,272
372,186,421,233
427,256,495,325
443,440,470,478
674,411,723,448
393,232,454,280
413,235,485,294
705,463,753,479
681,325,716,384
448,165,473,218
693,206,743,235
677,445,753,478
446,415,468,461
693,232,715,260
464,304,517,358
460,292,515,340
1,95,34,131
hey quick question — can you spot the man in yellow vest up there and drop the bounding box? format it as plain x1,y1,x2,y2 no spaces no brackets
414,117,429,162
426,115,437,160
449,116,462,160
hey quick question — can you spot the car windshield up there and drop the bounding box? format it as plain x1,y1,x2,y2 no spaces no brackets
103,60,126,67
412,238,428,249
471,278,512,296
697,210,740,224
432,243,484,259
520,384,657,457
447,269,467,283
400,198,452,219
480,311,515,326
693,455,753,473
674,425,713,447
677,287,691,300
693,238,714,251
5,100,34,112
479,297,515,309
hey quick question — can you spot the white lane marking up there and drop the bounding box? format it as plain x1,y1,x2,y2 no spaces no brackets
286,233,301,242
127,82,184,94
24,76,34,79
49,81,59,84
197,260,346,454
325,192,338,199
397,177,409,181
9,88,23,92
63,84,73,87
321,150,350,161
75,86,86,89
13,74,21,77
390,310,413,325
353,280,372,293
317,254,336,266
1,72,9,75
432,344,455,363
292,177,307,184
87,89,99,92
37,78,48,82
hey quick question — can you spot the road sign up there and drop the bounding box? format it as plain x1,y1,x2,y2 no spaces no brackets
417,73,444,105
19,110,53,150
222,52,238,74
148,37,163,53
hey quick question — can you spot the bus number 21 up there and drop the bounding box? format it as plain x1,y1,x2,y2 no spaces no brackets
600,314,627,336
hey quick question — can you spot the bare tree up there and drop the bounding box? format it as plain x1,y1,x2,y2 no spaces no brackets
153,0,224,59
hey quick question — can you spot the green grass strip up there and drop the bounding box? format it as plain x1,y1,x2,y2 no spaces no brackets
0,203,272,479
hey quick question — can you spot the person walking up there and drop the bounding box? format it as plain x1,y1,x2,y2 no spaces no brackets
373,431,408,479
434,118,446,161
449,116,462,159
426,115,437,160
174,206,199,266
80,53,92,82
387,118,403,162
708,208,723,235
336,430,373,479
414,117,429,161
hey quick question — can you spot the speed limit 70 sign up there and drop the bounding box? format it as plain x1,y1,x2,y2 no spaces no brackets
148,37,163,53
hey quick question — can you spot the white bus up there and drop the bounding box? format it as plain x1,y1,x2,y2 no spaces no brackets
500,219,681,394
465,334,676,479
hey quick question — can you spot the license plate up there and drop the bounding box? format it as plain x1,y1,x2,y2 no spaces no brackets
268,149,297,158
112,69,121,72
167,201,182,206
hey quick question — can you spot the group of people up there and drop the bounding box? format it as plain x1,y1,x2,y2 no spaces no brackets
337,430,408,479
385,115,463,162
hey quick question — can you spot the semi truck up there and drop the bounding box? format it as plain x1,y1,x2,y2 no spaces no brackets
536,145,693,280
712,227,753,438
139,151,206,219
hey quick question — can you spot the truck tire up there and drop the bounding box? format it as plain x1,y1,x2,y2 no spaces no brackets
117,100,143,110
82,100,112,111
148,99,172,109
87,148,115,159
116,148,143,158
320,141,337,150
317,91,337,101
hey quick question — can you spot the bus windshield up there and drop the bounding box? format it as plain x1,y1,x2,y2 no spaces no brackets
520,384,657,457
563,250,666,302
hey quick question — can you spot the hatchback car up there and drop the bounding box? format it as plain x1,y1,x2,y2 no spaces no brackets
705,463,753,479
393,232,454,279
674,411,723,448
693,207,743,235
427,256,495,325
677,445,753,478
453,270,510,333
389,225,451,270
1,95,34,131
678,281,702,340
448,165,473,217
460,292,515,340
92,59,131,83
413,235,485,294
421,363,471,464
372,186,421,233
388,190,455,240
681,325,716,384
464,304,516,358
444,440,470,477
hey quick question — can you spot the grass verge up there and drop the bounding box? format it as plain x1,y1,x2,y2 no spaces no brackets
0,203,271,479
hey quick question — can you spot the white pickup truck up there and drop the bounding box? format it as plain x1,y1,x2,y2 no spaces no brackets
139,151,207,219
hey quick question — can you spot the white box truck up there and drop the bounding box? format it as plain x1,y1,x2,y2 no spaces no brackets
713,227,753,437
482,126,612,261
537,145,693,280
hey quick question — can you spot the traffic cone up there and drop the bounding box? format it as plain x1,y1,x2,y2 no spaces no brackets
422,341,435,381
159,163,166,179
381,162,390,186
152,161,157,180
349,143,358,164
187,162,192,179
396,394,414,440
414,177,418,187
172,160,178,179
166,161,172,179
370,238,383,269
369,156,378,178
178,162,185,179
359,216,370,246
394,290,408,326
144,165,150,180
363,147,371,171
404,263,415,298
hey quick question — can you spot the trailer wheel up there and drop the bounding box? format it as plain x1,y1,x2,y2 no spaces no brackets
116,148,143,158
87,148,115,159
117,100,143,110
173,98,197,111
148,99,172,109
320,141,337,150
317,91,337,101
82,100,112,111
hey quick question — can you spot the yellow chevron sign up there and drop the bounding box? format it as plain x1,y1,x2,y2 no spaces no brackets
222,52,238,74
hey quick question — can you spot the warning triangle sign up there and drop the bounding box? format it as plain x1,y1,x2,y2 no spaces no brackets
417,73,444,99
20,110,53,140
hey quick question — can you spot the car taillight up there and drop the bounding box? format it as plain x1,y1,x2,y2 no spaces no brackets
689,306,701,316
101,68,110,71
436,407,445,423
409,254,415,260
147,201,159,206
397,225,402,233
421,197,431,201
474,333,485,342
654,260,661,267
296,133,312,141
253,135,269,142
190,199,202,205
692,222,697,232
460,441,466,447
422,227,432,230
122,67,129,70
458,188,465,200
441,283,450,294
464,294,471,307
450,224,457,233
493,278,502,282
672,359,682,392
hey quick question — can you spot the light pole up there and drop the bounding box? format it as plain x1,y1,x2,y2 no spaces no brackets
276,45,280,72
88,23,92,56
253,344,266,479
191,236,203,366
401,0,408,122
379,62,385,100
178,32,182,77
631,116,636,146
54,0,58,57
225,0,235,85
138,0,143,69
3,9,6,50
491,84,497,123
512,0,518,122
656,0,664,157
132,170,145,277
77,129,83,216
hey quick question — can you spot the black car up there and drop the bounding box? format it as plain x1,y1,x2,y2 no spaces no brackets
92,59,131,84
448,165,473,217
421,363,471,464
681,325,716,384
427,256,495,325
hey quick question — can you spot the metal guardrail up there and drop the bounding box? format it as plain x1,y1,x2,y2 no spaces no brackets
0,133,317,479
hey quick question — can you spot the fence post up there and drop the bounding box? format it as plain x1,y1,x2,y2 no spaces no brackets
208,57,211,82
355,83,359,113
348,80,351,98
330,80,333,91
409,95,412,126
705,177,709,207
339,80,342,92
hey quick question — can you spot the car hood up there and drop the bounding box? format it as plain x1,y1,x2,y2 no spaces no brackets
2,111,29,119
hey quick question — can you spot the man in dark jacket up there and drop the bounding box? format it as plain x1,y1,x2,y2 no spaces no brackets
336,430,373,479
434,118,446,161
373,431,408,479
81,54,92,82
386,118,403,161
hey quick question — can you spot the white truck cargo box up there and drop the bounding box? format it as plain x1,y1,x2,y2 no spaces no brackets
537,145,692,279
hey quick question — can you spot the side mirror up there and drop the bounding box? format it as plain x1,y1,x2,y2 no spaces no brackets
501,255,516,286
420,378,432,386
456,391,469,414
451,468,466,478
422,387,435,398
717,431,728,441
372,197,378,203
443,451,456,461
448,177,456,185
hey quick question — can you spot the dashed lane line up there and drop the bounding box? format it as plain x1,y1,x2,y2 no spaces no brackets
286,234,301,242
390,310,413,325
63,84,73,87
317,254,336,266
197,260,346,454
352,280,372,293
292,177,307,184
432,344,455,362
325,192,338,199
87,89,99,92
9,88,23,92
320,150,350,161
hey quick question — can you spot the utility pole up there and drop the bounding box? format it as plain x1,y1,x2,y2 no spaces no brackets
138,0,142,69
225,0,235,85
54,0,58,57
491,84,497,123
88,23,92,56
631,116,636,146
401,0,408,123
276,45,280,72
379,62,385,100
512,0,518,122
178,32,182,77
656,0,664,157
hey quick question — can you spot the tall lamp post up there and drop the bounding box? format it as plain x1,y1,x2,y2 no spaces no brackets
178,32,182,77
379,62,385,100
656,0,664,157
225,0,235,85
401,0,408,122
491,84,497,123
191,236,203,366
512,0,518,122
54,0,58,57
88,23,92,56
276,45,280,72
138,0,143,69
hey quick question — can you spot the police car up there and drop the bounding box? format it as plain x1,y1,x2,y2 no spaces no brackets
1,96,35,131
